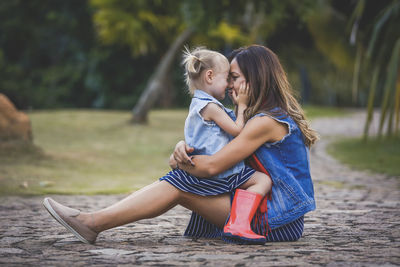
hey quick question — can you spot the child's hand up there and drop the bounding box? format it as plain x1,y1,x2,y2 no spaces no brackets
228,89,238,105
237,82,250,107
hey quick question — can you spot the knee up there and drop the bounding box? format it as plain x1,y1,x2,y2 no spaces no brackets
242,172,272,196
176,189,189,204
253,172,272,189
178,190,202,207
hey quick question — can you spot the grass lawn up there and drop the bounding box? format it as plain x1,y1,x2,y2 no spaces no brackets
0,110,186,195
0,106,348,196
327,137,400,177
303,105,350,118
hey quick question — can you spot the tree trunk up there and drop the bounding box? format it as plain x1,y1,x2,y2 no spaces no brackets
157,73,174,108
131,28,193,123
363,66,379,141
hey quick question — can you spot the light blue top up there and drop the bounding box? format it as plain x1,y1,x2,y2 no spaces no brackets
184,90,245,179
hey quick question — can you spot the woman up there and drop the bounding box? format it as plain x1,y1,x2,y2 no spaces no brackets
43,45,318,244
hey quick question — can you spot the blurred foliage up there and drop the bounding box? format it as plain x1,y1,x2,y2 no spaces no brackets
0,0,166,109
0,0,395,111
306,4,355,72
90,0,181,56
344,0,400,139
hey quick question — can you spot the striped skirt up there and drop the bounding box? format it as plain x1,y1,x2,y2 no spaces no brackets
160,166,304,242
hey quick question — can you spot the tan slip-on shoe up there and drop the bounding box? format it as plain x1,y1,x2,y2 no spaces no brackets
43,197,98,244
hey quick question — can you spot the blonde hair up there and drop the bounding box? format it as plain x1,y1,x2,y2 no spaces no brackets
182,46,228,94
230,45,319,147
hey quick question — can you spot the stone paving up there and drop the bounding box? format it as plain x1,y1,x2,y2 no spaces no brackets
1,111,399,266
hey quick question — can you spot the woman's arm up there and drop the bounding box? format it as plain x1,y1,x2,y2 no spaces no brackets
177,116,286,177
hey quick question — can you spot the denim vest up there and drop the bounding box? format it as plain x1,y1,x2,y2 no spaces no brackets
250,110,316,229
184,90,245,179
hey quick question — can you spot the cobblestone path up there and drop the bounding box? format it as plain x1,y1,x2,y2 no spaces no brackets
1,111,399,266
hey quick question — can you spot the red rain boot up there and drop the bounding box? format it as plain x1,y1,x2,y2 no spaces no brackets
223,189,266,244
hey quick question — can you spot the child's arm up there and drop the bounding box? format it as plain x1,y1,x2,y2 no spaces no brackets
201,83,249,137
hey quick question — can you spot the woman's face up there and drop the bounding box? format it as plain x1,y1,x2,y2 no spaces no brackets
228,58,247,95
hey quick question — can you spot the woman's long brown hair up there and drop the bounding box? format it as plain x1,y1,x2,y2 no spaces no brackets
229,45,319,147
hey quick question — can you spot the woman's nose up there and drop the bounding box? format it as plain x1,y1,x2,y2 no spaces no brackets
227,78,233,88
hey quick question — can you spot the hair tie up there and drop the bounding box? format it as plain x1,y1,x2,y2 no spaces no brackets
192,55,201,63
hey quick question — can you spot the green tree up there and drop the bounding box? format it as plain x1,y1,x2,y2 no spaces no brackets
0,0,97,109
347,0,400,139
90,0,249,123
90,0,320,123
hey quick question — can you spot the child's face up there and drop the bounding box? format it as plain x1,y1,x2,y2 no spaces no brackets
209,60,230,100
210,69,230,100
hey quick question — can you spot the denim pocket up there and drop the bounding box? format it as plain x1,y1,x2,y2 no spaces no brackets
268,178,302,220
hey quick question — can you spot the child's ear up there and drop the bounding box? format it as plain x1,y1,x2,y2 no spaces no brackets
204,70,213,84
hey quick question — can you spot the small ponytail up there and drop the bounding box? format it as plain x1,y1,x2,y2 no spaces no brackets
182,47,203,74
182,46,228,94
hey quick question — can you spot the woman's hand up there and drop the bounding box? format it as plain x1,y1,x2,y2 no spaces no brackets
173,140,195,166
169,153,178,170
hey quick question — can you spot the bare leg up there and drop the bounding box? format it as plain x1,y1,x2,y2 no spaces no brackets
79,180,231,232
239,171,272,196
179,191,231,228
80,181,179,232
